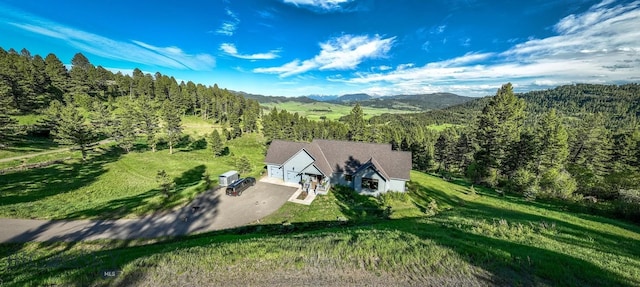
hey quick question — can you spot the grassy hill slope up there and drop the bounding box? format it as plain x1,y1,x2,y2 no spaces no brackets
260,101,412,121
3,171,639,286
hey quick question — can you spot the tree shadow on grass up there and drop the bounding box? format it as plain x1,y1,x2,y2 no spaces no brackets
450,177,640,235
2,176,639,286
62,165,209,219
411,179,640,260
331,185,385,222
2,135,60,153
0,146,124,210
3,211,637,287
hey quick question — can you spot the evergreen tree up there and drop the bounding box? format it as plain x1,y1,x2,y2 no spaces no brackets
44,53,69,100
208,129,225,157
113,103,138,153
236,155,252,174
434,128,458,172
454,130,476,172
69,53,93,97
568,113,611,195
90,101,116,137
46,100,96,161
503,129,538,178
161,100,182,154
536,109,569,172
474,83,526,185
347,103,366,141
156,169,175,197
136,96,159,152
0,94,18,147
29,55,52,110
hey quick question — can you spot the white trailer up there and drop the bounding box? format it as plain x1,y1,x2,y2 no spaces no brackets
219,170,239,186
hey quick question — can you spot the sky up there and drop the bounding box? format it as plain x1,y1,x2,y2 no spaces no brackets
1,0,639,97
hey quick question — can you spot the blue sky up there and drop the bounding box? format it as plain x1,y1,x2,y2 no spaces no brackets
1,0,639,97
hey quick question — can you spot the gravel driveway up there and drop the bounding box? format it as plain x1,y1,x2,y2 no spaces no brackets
0,181,297,243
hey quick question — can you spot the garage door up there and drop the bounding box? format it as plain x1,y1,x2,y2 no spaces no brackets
286,171,301,183
270,166,283,179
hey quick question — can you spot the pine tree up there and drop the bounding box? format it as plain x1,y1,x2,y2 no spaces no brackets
156,170,175,197
503,129,538,178
0,92,18,147
454,130,476,172
44,53,69,99
161,100,182,154
208,129,225,157
69,53,93,97
46,100,96,161
136,96,159,152
113,98,138,152
236,155,252,174
536,109,569,172
434,128,458,172
347,103,366,141
474,83,526,185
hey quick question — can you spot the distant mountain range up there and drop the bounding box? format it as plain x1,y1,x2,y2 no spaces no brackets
232,91,474,111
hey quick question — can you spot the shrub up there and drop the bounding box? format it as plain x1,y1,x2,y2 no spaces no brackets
425,199,439,216
379,191,410,204
509,168,537,194
469,185,477,196
539,168,577,200
615,189,640,222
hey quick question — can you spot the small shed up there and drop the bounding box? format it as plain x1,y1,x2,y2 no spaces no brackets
219,170,239,186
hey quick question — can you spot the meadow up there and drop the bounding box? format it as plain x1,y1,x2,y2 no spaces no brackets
260,101,412,121
0,116,266,219
1,170,638,286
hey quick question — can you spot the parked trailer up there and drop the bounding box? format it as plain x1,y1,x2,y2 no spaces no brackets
219,170,239,186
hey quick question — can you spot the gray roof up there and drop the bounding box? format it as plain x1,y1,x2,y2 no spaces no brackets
264,140,307,164
265,139,412,180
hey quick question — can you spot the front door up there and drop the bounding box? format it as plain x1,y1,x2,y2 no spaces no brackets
286,171,300,183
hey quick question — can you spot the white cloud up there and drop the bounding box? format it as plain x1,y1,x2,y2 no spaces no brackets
283,0,353,11
332,0,640,96
220,43,280,60
6,11,216,71
217,8,240,36
254,34,394,77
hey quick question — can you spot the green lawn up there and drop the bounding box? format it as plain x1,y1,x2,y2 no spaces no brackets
426,123,461,131
0,134,266,219
1,171,638,286
261,101,412,121
181,115,218,137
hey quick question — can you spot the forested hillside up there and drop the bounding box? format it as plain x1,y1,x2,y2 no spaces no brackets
0,47,260,155
373,83,640,127
366,83,640,222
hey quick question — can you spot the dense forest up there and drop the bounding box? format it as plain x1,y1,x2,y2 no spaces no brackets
1,47,639,222
0,47,260,157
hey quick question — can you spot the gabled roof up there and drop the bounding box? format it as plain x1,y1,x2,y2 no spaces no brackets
265,139,412,180
353,157,390,180
264,140,307,164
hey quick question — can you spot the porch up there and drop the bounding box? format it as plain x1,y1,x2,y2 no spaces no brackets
301,173,330,195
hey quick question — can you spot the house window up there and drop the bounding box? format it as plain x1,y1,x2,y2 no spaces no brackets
345,174,353,182
361,178,378,190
